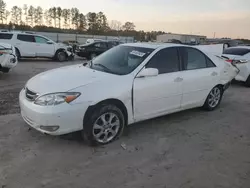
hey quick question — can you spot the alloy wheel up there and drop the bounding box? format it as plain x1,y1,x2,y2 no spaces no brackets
92,112,120,144
208,87,221,108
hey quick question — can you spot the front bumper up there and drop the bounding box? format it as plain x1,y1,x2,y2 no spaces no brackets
0,54,18,69
19,89,88,135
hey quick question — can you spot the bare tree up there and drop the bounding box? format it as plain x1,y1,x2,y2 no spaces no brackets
0,0,6,24
23,4,28,25
109,20,122,31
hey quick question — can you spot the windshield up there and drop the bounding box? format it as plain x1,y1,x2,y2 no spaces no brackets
88,45,154,75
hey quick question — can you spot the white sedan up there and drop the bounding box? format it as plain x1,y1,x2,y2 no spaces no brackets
0,43,18,73
19,43,239,145
223,46,250,86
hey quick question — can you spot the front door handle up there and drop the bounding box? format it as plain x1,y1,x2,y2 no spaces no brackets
211,72,218,76
174,77,183,82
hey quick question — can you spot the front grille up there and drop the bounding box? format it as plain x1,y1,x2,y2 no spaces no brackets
25,88,38,101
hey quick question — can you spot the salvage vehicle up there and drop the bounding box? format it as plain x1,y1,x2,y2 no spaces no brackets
222,46,250,86
76,41,122,60
0,43,17,73
19,43,239,145
0,31,74,62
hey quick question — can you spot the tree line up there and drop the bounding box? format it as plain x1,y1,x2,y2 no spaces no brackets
0,0,165,41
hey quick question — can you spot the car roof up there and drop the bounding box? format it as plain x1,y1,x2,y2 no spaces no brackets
122,42,187,49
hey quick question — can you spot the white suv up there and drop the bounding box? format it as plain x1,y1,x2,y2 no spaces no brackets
0,31,74,62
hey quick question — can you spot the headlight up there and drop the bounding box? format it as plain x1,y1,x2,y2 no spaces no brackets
34,92,81,106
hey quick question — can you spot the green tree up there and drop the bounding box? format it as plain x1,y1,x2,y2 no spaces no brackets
97,12,109,32
34,6,43,25
122,21,135,31
62,9,70,28
11,6,22,24
27,6,35,26
48,7,57,27
78,13,86,31
71,8,79,29
44,10,52,26
4,10,9,24
56,7,62,28
87,12,98,33
0,0,6,24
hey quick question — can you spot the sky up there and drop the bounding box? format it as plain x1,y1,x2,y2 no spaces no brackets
6,0,250,39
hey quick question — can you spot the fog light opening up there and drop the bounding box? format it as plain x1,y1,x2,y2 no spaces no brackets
40,125,59,132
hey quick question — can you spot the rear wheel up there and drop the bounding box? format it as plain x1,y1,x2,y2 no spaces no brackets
203,86,223,111
83,104,125,146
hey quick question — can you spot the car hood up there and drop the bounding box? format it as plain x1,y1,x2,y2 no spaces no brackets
26,64,117,94
0,42,12,49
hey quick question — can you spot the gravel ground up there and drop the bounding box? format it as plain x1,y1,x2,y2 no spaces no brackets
0,59,250,188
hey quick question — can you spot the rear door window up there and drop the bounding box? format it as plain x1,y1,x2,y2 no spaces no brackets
17,34,35,42
35,36,49,44
0,33,13,39
181,47,216,70
223,48,250,56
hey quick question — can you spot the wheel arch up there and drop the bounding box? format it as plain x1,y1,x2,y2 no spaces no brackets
83,98,128,127
15,47,21,57
54,48,68,57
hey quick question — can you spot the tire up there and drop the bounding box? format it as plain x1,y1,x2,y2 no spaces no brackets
56,51,67,62
245,75,250,87
83,104,125,146
203,86,223,111
90,53,97,60
15,48,21,60
1,67,9,73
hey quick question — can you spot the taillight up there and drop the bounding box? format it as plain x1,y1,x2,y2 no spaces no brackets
226,59,233,63
225,59,247,64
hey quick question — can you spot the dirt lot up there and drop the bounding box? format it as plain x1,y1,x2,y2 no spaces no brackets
0,59,250,188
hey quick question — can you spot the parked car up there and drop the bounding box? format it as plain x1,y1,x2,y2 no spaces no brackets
19,43,239,145
0,31,74,62
86,39,104,44
76,41,121,59
222,46,250,86
0,42,18,73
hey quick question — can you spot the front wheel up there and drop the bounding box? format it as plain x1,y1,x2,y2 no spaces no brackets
83,104,125,146
203,86,223,111
56,51,67,62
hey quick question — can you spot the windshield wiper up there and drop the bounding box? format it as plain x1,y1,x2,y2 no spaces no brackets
83,60,92,67
94,63,113,73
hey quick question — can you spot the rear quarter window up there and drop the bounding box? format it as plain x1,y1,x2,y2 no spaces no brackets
0,33,13,39
223,48,250,56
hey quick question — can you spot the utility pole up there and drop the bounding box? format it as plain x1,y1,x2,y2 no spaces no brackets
213,32,216,38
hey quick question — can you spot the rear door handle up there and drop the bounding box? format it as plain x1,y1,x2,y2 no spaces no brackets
174,77,183,82
211,72,218,76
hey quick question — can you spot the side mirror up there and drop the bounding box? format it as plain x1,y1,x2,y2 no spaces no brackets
136,68,159,78
46,41,54,44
